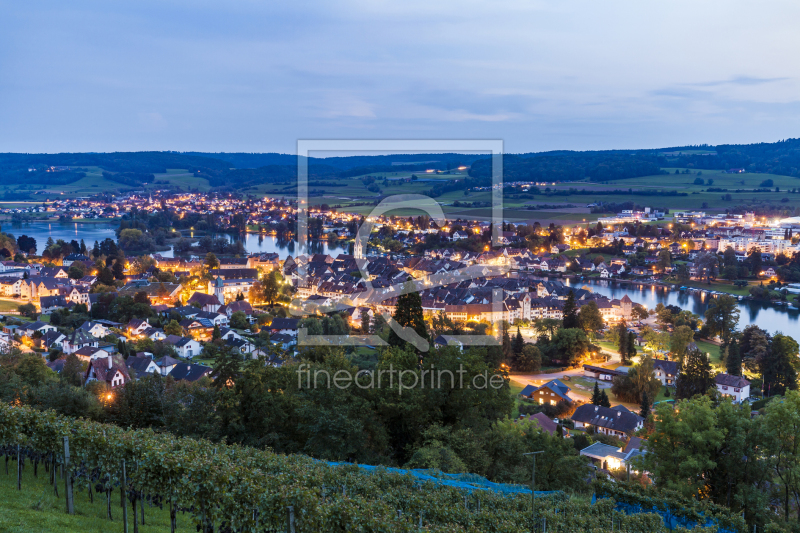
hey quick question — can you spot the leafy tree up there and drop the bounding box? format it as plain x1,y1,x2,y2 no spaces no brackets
210,344,243,389
204,252,220,270
669,325,695,364
675,347,715,399
616,322,629,362
97,266,115,286
726,337,742,376
550,328,590,366
387,283,429,349
562,290,579,329
360,310,371,333
230,311,249,330
60,354,84,387
17,303,38,319
740,325,771,374
704,295,740,344
577,301,604,339
656,249,671,271
212,324,222,340
763,390,800,521
164,320,183,336
611,356,662,404
763,333,799,396
262,270,279,306
517,344,541,372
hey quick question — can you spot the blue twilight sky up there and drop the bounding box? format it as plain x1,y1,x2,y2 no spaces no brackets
1,0,799,154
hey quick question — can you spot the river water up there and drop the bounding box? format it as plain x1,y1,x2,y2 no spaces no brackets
3,221,336,260
564,277,800,336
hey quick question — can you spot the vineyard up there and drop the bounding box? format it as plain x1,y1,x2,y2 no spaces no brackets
0,403,733,532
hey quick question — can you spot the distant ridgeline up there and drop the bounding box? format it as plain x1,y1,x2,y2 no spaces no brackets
0,138,799,190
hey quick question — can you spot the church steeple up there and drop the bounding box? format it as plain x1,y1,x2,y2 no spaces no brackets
354,237,363,260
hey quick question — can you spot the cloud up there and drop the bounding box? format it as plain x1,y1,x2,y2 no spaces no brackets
690,76,790,87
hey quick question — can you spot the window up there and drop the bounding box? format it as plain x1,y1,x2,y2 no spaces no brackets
722,386,728,390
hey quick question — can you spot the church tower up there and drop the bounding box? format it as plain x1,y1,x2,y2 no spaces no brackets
354,237,363,260
214,276,225,304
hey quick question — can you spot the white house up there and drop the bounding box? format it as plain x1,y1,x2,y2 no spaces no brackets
715,374,750,403
174,337,203,359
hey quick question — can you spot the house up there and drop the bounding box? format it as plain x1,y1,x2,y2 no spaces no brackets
72,346,111,362
269,333,297,351
126,355,161,377
528,379,573,405
269,318,300,337
226,337,256,354
583,365,626,382
173,337,203,359
715,373,750,403
40,295,68,313
169,362,213,382
84,355,131,388
156,355,181,376
653,359,679,386
523,412,559,436
78,321,113,339
62,253,90,267
572,404,644,438
61,330,99,354
20,321,57,338
433,334,464,351
187,292,222,313
35,330,66,351
126,318,151,337
579,440,645,471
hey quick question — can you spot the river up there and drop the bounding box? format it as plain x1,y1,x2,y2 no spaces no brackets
564,277,800,336
3,221,336,259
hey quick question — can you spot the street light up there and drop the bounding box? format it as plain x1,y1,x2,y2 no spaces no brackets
523,450,544,527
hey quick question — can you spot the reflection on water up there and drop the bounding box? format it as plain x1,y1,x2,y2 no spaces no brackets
565,278,799,335
6,221,340,260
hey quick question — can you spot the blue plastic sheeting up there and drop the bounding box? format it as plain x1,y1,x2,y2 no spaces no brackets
593,494,737,532
326,461,556,496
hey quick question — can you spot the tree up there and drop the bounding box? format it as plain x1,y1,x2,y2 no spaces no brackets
639,391,651,419
60,354,84,387
17,303,38,319
562,291,579,329
598,389,611,408
740,325,771,374
763,333,799,396
611,355,662,404
675,347,715,399
591,381,601,405
164,320,183,336
517,345,541,373
617,323,629,362
551,328,590,366
512,327,524,357
577,301,604,339
763,390,800,521
212,324,222,340
262,271,279,306
387,283,429,349
669,325,695,364
210,344,242,388
98,266,115,286
726,337,742,376
204,252,220,270
657,249,672,271
360,310,371,334
230,311,249,330
627,331,637,362
704,295,740,344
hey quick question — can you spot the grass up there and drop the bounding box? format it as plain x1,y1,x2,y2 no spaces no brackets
695,339,722,365
0,457,194,532
0,300,22,313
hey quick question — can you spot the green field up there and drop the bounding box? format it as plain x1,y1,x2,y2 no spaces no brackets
0,300,22,313
0,460,194,533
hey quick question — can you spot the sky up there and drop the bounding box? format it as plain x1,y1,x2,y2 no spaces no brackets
1,0,799,154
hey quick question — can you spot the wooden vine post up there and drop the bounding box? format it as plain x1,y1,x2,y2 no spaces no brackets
121,459,129,533
16,444,21,491
63,437,74,515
